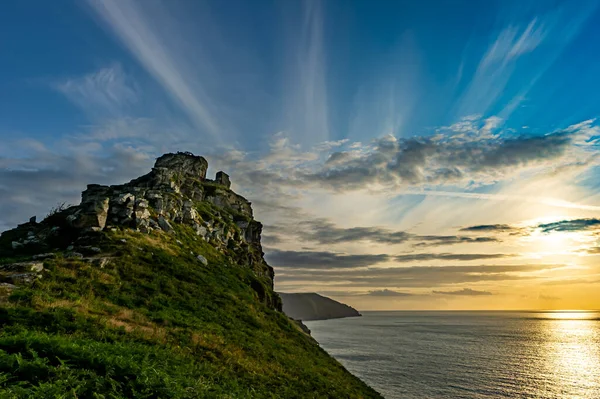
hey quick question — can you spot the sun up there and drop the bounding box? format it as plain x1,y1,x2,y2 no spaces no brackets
519,223,597,257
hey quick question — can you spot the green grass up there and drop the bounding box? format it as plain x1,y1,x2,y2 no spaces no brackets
0,228,382,398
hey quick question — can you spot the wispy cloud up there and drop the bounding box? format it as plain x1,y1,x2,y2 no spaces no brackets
54,63,138,117
267,249,389,269
456,5,595,118
267,217,499,247
276,264,563,289
394,253,512,262
537,218,600,233
282,0,329,147
87,0,221,138
460,224,518,233
480,18,547,68
367,289,415,297
432,288,493,296
305,118,599,191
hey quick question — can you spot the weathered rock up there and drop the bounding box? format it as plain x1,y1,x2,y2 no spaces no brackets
154,152,208,180
0,262,44,273
76,186,111,230
11,241,23,250
196,255,208,265
196,225,208,238
7,273,40,285
158,216,173,232
215,171,231,189
205,188,253,217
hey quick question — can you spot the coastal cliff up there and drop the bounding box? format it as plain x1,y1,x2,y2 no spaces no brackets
280,292,362,321
0,152,382,398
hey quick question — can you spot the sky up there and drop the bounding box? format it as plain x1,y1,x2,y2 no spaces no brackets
1,0,600,310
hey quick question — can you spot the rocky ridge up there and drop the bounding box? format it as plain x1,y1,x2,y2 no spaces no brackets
0,152,278,309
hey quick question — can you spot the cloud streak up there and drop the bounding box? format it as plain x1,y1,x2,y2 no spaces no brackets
432,288,492,296
270,218,498,247
87,0,221,137
54,63,138,117
276,264,563,289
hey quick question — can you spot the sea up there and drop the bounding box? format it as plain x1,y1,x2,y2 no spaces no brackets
304,311,600,399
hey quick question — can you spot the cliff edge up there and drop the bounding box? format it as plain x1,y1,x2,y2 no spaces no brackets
0,152,382,398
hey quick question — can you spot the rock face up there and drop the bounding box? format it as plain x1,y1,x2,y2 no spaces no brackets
0,152,276,305
279,292,361,321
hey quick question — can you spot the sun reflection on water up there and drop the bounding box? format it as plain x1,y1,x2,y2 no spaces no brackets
540,311,600,398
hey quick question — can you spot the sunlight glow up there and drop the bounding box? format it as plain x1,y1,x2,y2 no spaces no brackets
541,312,600,398
521,229,596,257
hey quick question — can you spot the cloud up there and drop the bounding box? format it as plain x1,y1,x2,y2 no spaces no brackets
274,218,498,247
275,263,563,288
455,6,595,119
54,63,138,117
305,122,593,191
536,218,600,233
394,253,512,262
296,219,412,245
414,236,499,247
480,18,546,68
539,294,560,301
265,249,389,269
460,224,516,233
367,289,415,297
87,0,222,138
282,0,329,147
261,234,283,245
432,288,492,296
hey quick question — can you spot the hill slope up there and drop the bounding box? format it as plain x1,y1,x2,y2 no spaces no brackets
280,293,361,321
0,152,381,398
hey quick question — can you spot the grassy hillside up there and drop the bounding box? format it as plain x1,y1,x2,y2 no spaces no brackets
0,226,382,398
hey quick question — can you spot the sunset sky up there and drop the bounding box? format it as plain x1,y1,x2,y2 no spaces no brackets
1,0,600,310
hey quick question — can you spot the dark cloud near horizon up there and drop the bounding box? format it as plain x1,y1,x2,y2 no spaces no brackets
462,218,600,237
265,249,389,269
460,224,516,233
266,249,515,270
432,288,492,296
413,235,498,247
539,294,561,301
275,263,561,288
394,253,512,262
537,218,600,233
367,289,415,297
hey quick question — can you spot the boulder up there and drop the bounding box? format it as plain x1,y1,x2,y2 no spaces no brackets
196,255,208,265
157,216,173,233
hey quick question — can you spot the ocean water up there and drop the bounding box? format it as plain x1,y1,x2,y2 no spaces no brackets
305,311,600,399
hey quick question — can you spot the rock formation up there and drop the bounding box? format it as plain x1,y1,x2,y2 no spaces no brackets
0,152,277,308
279,292,361,321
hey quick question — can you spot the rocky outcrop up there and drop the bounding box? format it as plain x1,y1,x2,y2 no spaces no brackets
279,293,361,321
0,152,276,306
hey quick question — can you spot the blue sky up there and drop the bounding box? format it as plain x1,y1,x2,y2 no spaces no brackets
2,0,600,309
